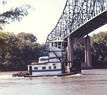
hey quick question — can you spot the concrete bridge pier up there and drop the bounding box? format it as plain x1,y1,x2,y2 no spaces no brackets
84,36,92,68
67,36,74,73
66,36,92,72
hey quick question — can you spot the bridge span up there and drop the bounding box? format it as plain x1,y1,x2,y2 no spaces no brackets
45,0,107,72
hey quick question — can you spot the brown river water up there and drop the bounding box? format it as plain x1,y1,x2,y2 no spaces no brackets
0,69,107,95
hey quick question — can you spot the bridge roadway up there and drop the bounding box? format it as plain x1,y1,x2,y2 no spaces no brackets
65,10,107,39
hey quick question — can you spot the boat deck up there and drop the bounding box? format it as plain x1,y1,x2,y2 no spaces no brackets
13,71,81,77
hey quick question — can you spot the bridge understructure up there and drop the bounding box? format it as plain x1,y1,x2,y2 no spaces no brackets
67,36,92,72
46,0,107,71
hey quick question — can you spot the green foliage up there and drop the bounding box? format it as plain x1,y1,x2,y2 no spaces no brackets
91,32,107,67
0,5,30,22
0,1,31,30
0,32,44,71
74,43,84,62
73,31,107,68
17,32,37,42
91,32,107,45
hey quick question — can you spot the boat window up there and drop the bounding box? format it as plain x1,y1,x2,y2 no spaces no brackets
52,43,53,47
63,42,67,47
57,42,61,48
53,64,56,66
62,42,64,47
58,46,61,48
58,42,61,45
54,42,57,47
54,66,56,69
49,66,51,70
40,58,48,61
42,67,46,70
34,67,38,70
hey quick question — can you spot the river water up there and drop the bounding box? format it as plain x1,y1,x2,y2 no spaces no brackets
0,69,107,95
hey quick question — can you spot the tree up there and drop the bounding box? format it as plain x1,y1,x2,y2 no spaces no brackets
0,0,31,29
0,32,45,71
91,32,107,67
17,32,37,42
71,31,107,68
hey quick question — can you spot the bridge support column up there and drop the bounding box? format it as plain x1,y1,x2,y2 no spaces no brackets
67,36,74,73
84,36,92,68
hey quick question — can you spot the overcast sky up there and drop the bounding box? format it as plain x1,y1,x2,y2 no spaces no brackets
2,0,107,43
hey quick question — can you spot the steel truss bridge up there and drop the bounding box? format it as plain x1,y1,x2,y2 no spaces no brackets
46,0,107,45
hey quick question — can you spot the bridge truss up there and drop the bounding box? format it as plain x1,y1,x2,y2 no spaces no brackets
46,0,107,45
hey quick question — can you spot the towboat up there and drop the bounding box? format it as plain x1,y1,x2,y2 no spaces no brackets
28,61,62,77
13,38,81,77
26,39,66,77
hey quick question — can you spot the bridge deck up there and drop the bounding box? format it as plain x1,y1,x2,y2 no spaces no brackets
67,11,107,39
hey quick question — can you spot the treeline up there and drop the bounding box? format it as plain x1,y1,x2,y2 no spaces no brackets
74,31,107,68
0,32,45,71
0,31,107,71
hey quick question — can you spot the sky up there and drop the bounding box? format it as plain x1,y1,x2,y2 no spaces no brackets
1,0,107,44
